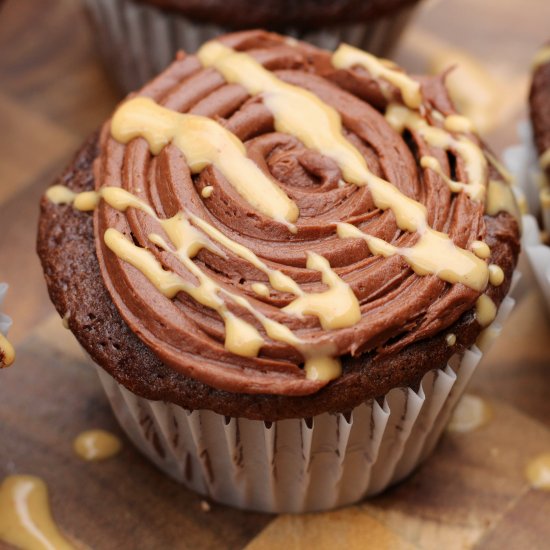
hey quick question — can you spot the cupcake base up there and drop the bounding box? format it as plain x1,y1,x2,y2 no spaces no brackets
83,0,417,92
95,296,515,513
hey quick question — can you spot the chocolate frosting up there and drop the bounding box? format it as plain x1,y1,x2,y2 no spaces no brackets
87,31,520,398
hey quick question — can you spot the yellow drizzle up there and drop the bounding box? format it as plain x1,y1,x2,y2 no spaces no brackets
73,429,122,461
540,149,550,171
445,333,456,346
282,252,361,330
532,46,550,70
386,103,487,200
337,222,488,291
0,332,15,367
488,265,504,287
471,240,490,259
99,188,344,380
444,114,474,133
447,394,491,433
198,42,489,292
111,97,298,228
0,475,74,550
251,283,270,297
331,44,422,109
526,452,550,490
420,155,484,201
475,294,497,327
46,185,98,211
485,179,521,222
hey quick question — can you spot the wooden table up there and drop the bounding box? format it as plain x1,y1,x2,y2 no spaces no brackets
1,0,550,548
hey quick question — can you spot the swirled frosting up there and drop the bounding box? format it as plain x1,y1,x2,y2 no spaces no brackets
52,31,518,397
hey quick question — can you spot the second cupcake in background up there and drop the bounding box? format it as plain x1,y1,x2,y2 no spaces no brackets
504,41,550,310
83,0,422,91
38,30,520,512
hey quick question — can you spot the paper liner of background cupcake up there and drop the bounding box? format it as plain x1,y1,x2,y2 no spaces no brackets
0,283,14,369
82,0,420,91
39,32,522,513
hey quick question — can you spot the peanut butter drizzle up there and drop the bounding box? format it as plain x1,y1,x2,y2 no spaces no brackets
99,189,343,380
485,179,521,222
110,97,298,228
73,429,122,461
445,333,456,346
526,453,550,490
331,43,422,109
337,222,488,291
488,264,504,287
444,114,475,133
475,294,497,327
0,475,75,550
540,149,550,171
532,46,550,70
447,394,491,433
0,332,15,367
420,155,484,201
46,185,99,211
386,103,488,200
198,42,489,292
471,240,491,259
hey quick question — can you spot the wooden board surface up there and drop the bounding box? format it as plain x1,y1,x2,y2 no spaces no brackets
2,0,550,548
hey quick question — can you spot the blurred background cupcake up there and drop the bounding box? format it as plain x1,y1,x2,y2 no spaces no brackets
504,42,550,311
83,0,422,91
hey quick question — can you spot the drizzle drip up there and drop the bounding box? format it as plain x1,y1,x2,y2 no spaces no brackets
331,43,422,109
540,149,550,171
445,333,456,346
532,47,550,70
475,294,497,327
73,429,122,461
447,394,491,433
526,452,550,490
0,332,15,367
0,475,74,550
488,264,504,287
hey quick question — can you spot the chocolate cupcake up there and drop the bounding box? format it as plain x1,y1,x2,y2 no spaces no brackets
83,0,421,91
505,42,550,310
38,30,520,512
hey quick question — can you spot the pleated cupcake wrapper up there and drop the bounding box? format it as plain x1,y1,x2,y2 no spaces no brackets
0,283,12,337
95,291,516,513
504,124,550,311
82,0,418,92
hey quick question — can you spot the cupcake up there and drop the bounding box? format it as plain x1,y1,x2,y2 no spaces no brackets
38,30,520,513
504,42,550,310
83,0,421,91
0,283,14,369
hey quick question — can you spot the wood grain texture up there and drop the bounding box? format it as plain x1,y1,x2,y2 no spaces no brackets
2,0,550,548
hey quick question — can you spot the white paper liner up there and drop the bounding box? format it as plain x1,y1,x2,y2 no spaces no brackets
504,123,550,311
0,283,12,337
95,293,515,513
83,0,417,92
